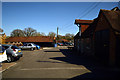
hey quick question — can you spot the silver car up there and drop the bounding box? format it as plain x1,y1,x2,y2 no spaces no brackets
19,43,36,51
2,44,23,62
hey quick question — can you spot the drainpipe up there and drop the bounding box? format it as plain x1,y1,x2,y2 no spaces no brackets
78,24,84,55
79,25,81,37
77,24,82,54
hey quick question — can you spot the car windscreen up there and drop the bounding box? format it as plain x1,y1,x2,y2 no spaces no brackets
32,43,36,46
11,46,19,49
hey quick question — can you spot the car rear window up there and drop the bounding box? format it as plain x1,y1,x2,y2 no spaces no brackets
0,46,5,53
11,46,19,49
2,45,9,49
23,44,27,46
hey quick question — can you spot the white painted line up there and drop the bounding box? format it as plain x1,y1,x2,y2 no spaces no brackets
1,63,17,72
58,46,68,48
43,47,53,49
20,67,88,71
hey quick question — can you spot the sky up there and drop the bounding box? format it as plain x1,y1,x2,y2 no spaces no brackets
2,2,118,36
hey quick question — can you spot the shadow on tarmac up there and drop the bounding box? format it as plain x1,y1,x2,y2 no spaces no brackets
47,49,120,80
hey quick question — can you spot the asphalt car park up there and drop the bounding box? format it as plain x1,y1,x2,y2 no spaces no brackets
1,48,42,73
2,47,120,79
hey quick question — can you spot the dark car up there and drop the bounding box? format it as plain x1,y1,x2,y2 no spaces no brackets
57,43,63,46
2,44,23,62
63,42,69,46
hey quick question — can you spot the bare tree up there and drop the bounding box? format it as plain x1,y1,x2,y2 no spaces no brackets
65,33,74,41
40,32,46,36
0,28,3,33
48,32,56,37
11,29,24,37
32,32,46,36
23,27,37,37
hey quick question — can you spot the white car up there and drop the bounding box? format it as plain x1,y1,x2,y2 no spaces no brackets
0,45,7,62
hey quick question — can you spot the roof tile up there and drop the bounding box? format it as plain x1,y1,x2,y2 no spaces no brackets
6,36,54,42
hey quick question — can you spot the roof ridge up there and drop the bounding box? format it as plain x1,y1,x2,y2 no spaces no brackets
100,9,111,12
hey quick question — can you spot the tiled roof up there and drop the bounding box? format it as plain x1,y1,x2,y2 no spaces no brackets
6,36,54,42
81,25,89,33
58,39,68,42
75,19,93,25
60,39,68,42
102,9,120,32
81,18,98,38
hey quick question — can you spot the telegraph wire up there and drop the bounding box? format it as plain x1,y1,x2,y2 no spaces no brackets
60,1,102,31
61,2,96,28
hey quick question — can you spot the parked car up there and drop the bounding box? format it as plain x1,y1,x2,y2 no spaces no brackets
63,42,70,46
31,43,40,50
2,44,23,62
0,45,7,62
68,42,74,46
63,42,73,46
57,43,63,46
19,43,36,51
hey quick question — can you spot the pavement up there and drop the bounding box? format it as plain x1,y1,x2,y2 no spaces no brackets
1,47,120,80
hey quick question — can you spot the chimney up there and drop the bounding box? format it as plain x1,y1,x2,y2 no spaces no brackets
111,7,120,11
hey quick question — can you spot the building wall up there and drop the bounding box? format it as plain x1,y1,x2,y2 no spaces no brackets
0,33,6,44
74,24,90,55
95,30,110,64
95,12,116,66
82,37,93,56
109,29,116,66
116,35,120,67
74,38,81,54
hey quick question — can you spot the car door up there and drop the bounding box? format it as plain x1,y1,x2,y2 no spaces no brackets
22,44,27,49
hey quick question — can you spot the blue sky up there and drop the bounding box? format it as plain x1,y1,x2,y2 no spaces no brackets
2,2,118,36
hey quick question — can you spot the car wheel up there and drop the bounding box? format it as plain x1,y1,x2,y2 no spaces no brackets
36,47,39,50
16,57,20,60
7,55,14,63
31,48,34,51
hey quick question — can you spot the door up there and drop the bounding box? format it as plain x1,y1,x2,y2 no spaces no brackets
116,36,120,67
95,29,109,64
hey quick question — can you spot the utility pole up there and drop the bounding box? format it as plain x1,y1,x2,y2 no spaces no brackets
56,27,59,45
57,27,59,38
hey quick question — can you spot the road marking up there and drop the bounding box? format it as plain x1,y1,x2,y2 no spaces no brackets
1,62,17,73
20,67,89,71
43,47,54,49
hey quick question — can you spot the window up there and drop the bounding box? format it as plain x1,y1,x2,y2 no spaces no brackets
11,46,19,49
2,45,9,49
24,44,27,46
28,44,32,46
